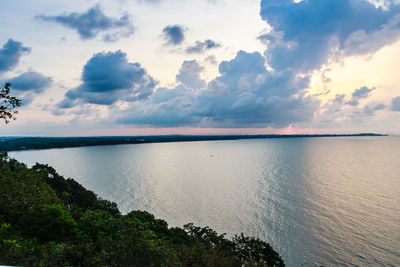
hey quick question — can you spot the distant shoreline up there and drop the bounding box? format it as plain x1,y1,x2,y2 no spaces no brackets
0,133,388,152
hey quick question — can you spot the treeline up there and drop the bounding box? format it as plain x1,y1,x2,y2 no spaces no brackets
0,152,284,266
0,133,386,151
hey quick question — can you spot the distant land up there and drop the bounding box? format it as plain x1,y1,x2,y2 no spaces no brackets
0,133,387,152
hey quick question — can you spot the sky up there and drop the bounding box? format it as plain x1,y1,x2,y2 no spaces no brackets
1,0,400,136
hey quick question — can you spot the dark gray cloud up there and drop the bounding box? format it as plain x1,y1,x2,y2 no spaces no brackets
162,25,185,45
58,50,156,108
259,0,400,71
6,71,52,105
346,86,375,106
0,39,50,105
37,5,134,42
117,51,319,128
391,96,400,111
10,71,52,94
185,39,221,54
0,39,31,74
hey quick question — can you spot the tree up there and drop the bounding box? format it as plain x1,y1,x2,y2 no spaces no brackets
0,83,21,124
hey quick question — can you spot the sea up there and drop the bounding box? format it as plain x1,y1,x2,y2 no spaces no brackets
9,136,400,266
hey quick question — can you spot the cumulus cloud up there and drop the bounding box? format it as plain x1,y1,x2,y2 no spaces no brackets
391,96,400,111
18,1,392,134
346,86,375,106
51,1,400,129
259,0,400,71
118,89,198,126
185,39,221,54
58,50,156,108
176,60,205,89
37,5,134,42
0,39,51,105
9,71,52,93
162,25,186,45
0,39,31,74
6,71,52,105
117,51,319,128
116,60,204,126
193,51,317,127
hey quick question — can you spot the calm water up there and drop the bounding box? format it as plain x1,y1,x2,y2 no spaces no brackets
9,137,400,266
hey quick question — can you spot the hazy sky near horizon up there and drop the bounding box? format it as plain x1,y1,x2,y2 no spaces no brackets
1,0,400,136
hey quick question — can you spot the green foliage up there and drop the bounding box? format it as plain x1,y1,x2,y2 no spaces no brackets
0,152,285,266
232,234,285,267
33,163,120,216
0,83,21,124
24,204,77,242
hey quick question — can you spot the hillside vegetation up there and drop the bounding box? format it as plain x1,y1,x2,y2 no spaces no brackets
0,152,284,266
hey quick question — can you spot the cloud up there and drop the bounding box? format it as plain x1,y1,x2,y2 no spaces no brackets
117,51,319,128
137,0,161,3
6,71,52,105
193,51,317,127
0,40,50,106
37,5,134,42
315,88,388,126
185,39,221,54
118,89,198,127
58,50,157,108
205,55,218,65
333,94,346,104
346,86,375,106
259,0,400,71
391,96,400,111
363,101,386,115
176,60,205,89
343,13,400,55
346,101,386,124
319,94,346,117
9,71,52,94
315,84,382,128
162,25,185,45
0,39,31,74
